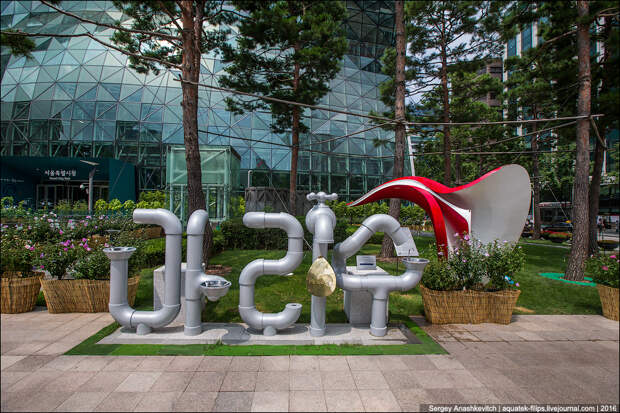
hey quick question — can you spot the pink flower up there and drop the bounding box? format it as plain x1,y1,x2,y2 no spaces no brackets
59,230,63,235
63,247,68,251
516,283,520,287
40,265,44,270
25,244,31,250
602,266,609,271
29,246,35,251
86,247,92,252
40,253,45,258
104,243,109,248
463,234,470,241
84,223,88,227
82,238,87,242
611,255,617,259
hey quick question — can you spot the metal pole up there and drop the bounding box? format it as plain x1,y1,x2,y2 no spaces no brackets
88,168,96,214
407,134,415,176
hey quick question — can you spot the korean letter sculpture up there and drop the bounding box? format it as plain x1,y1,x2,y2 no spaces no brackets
106,164,530,337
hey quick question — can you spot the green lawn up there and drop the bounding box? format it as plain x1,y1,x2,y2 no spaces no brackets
133,236,603,322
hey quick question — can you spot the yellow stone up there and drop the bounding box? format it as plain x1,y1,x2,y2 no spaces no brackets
306,256,336,297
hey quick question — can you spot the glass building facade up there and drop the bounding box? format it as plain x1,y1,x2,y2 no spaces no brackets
1,0,399,204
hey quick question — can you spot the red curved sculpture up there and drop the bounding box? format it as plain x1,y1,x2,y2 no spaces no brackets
348,164,531,257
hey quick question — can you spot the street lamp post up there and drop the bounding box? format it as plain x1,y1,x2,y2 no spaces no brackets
80,160,99,215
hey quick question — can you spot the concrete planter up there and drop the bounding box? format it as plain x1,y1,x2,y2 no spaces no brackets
419,284,520,324
597,284,619,321
41,276,140,313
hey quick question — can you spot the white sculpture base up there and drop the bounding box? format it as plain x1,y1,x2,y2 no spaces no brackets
343,265,389,324
153,263,204,325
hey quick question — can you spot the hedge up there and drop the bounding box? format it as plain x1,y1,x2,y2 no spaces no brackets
220,216,348,250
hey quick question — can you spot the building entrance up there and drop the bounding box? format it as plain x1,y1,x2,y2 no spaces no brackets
35,183,109,209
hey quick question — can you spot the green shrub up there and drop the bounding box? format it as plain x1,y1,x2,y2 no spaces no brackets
94,199,108,212
421,235,524,292
420,253,459,291
0,231,38,276
108,199,123,211
220,216,347,250
56,199,73,213
72,200,88,212
1,196,14,209
123,200,136,212
586,253,619,288
548,232,571,243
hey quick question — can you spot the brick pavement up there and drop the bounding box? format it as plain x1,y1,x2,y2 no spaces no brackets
1,309,618,412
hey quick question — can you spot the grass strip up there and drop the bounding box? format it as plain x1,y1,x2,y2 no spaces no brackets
64,317,446,357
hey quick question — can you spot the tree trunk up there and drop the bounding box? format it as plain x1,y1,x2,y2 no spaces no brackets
180,1,210,263
440,14,451,187
531,116,542,240
289,49,301,215
380,0,406,258
565,0,591,281
588,15,611,256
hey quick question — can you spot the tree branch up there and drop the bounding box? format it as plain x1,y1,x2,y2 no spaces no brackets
1,29,182,70
39,0,182,42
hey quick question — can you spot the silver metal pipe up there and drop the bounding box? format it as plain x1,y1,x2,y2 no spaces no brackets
185,209,207,336
106,208,182,335
304,192,338,337
332,214,426,337
332,214,408,274
238,212,303,335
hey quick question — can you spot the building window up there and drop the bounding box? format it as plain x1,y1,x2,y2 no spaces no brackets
521,24,532,51
507,37,517,57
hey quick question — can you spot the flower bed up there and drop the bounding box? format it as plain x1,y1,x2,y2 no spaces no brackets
420,233,524,324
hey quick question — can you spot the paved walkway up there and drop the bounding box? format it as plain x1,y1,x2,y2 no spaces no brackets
1,309,618,412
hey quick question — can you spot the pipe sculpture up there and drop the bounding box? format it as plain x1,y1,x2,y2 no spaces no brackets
305,192,338,337
105,208,182,335
184,210,231,336
339,257,428,337
106,208,230,336
331,214,424,337
238,212,304,336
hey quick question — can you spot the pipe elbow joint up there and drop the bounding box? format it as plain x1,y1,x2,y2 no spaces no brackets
239,259,264,285
362,214,400,238
133,208,182,235
265,213,304,238
109,304,134,327
187,209,209,235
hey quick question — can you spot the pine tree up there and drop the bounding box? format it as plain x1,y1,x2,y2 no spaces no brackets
218,0,348,214
405,1,503,186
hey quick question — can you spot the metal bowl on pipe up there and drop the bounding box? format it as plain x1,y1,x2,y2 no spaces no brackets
200,279,231,302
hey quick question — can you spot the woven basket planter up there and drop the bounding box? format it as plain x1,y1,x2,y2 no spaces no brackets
597,284,619,321
419,284,520,324
1,275,42,313
41,275,140,313
485,289,521,324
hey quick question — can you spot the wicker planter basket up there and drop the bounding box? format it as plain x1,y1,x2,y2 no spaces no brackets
40,275,140,313
419,284,520,324
597,284,619,321
486,289,521,324
1,275,42,313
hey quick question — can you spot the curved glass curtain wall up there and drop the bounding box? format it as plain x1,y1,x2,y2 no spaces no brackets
1,0,401,201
